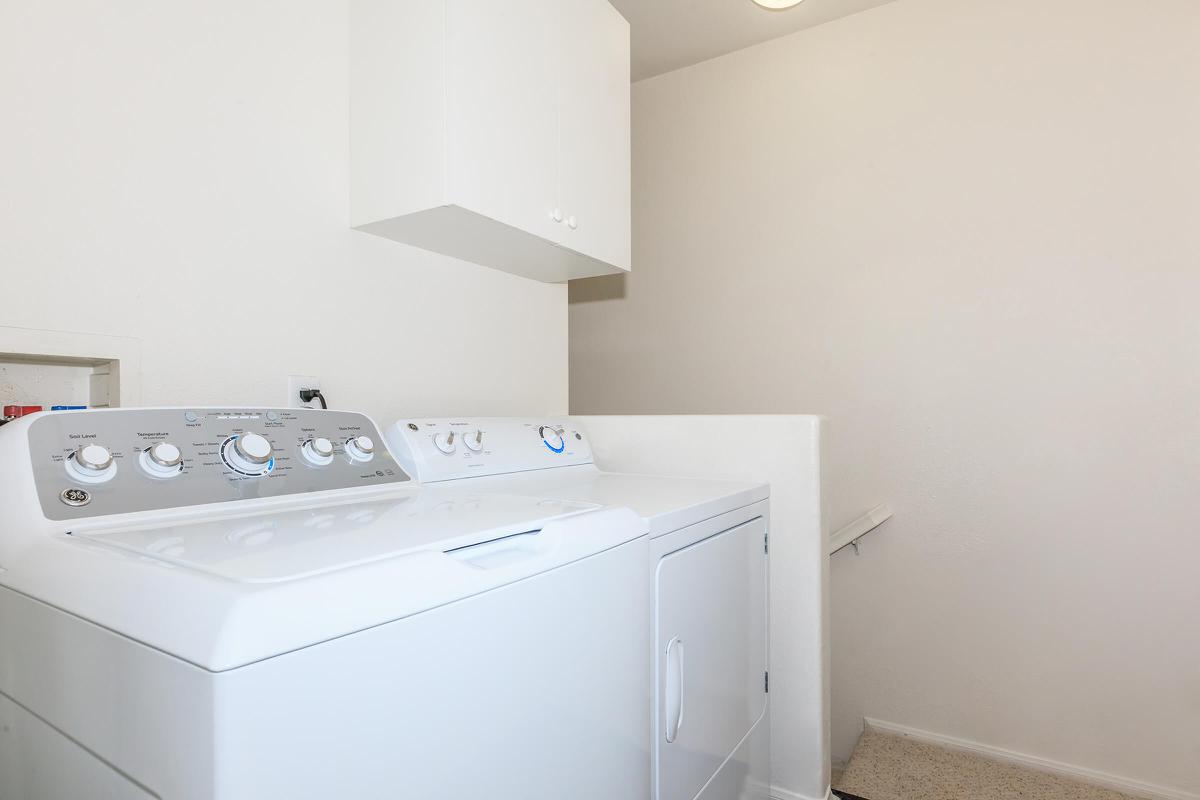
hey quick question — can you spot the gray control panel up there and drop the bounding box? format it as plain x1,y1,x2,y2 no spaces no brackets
27,408,410,522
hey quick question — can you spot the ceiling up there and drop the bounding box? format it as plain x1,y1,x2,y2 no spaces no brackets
609,0,900,81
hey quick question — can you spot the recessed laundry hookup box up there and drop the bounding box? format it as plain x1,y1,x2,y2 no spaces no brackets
0,326,141,412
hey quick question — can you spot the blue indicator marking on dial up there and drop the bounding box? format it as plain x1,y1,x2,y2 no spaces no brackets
544,439,565,454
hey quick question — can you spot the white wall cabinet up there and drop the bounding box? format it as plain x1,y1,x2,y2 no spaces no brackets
350,0,631,283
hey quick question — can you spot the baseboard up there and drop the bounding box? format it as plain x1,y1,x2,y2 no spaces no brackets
863,717,1198,800
769,784,832,800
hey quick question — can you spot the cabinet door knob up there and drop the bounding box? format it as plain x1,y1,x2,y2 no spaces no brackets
567,215,578,230
551,208,564,223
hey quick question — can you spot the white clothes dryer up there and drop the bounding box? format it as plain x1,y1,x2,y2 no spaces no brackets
387,417,772,800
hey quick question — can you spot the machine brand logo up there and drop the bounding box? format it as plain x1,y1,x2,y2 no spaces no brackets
59,487,92,507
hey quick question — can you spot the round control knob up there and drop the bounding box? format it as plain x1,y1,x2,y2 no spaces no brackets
345,435,375,462
77,444,113,471
140,442,184,479
302,436,335,467
235,432,274,465
67,444,117,484
433,431,456,455
222,432,275,476
463,430,484,452
149,442,182,468
539,425,566,454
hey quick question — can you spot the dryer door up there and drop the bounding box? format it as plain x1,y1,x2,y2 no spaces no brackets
655,517,768,800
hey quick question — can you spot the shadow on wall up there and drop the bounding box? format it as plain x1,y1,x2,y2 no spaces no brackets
568,274,627,304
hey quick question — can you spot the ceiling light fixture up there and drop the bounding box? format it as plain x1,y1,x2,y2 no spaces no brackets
752,0,805,8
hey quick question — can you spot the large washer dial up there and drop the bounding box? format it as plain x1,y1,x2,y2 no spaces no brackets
222,432,275,476
66,444,118,484
539,425,566,453
140,442,184,479
345,435,375,463
463,430,484,452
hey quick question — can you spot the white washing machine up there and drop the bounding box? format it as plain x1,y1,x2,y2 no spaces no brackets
386,418,772,800
0,407,650,800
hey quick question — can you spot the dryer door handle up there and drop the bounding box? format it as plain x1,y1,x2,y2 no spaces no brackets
665,636,684,743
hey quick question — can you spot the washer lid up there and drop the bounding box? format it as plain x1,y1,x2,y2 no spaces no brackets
80,492,602,583
3,492,647,672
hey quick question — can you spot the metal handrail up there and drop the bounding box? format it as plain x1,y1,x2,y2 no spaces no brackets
829,504,893,555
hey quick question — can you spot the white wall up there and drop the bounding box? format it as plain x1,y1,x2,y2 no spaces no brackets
0,1,567,423
569,0,1200,796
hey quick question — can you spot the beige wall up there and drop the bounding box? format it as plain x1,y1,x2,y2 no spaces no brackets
1,1,567,422
570,0,1200,796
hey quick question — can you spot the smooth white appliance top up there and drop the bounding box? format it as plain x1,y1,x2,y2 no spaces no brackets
459,468,765,537
385,417,768,536
0,408,647,672
84,490,603,583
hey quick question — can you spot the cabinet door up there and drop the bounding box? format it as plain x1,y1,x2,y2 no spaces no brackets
655,518,769,800
445,0,562,244
557,0,631,270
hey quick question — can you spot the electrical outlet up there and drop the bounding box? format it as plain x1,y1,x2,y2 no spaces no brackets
288,375,322,409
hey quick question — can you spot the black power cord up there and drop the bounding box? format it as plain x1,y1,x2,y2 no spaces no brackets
299,388,328,409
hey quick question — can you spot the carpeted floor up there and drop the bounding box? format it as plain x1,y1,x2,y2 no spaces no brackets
834,729,1143,800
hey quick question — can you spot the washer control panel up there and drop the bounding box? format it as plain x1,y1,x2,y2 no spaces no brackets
385,418,593,483
27,408,409,521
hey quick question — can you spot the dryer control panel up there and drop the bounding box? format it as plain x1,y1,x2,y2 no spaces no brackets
386,418,594,483
25,408,409,521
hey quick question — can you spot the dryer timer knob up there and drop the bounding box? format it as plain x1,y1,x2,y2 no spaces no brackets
433,431,456,455
539,426,566,453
